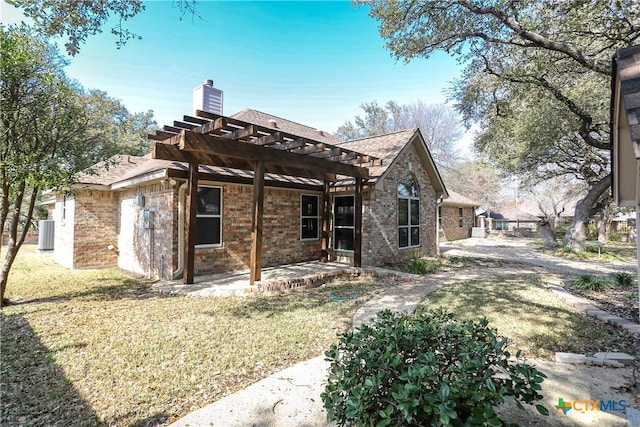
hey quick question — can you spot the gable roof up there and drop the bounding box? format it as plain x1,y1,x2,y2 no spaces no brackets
231,109,342,144
441,190,480,207
331,128,448,197
72,109,445,195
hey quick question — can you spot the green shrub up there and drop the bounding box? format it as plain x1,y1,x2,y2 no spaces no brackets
409,253,439,275
553,225,568,240
322,309,548,427
610,272,635,288
573,275,612,291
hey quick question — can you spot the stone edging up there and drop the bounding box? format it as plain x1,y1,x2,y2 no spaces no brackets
545,280,640,336
253,266,419,293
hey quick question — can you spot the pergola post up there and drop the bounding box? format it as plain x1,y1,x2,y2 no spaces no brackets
321,180,331,262
354,177,363,267
184,162,198,284
250,160,265,285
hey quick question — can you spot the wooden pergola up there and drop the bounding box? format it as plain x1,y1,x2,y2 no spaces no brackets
150,110,381,285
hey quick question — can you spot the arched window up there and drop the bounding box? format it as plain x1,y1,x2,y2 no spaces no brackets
398,175,420,248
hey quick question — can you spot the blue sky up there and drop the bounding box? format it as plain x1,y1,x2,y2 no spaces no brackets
1,1,466,137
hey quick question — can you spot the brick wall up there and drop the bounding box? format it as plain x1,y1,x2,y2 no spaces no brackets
440,205,475,241
118,184,175,279
193,183,322,275
359,143,439,266
66,191,119,268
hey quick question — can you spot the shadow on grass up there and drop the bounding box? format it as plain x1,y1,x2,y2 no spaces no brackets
11,278,164,306
1,312,100,426
419,272,640,357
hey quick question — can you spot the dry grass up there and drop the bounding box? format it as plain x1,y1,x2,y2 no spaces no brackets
1,246,392,426
418,270,639,360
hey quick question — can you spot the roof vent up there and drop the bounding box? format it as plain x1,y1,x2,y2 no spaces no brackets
317,129,325,136
267,119,278,128
193,79,223,115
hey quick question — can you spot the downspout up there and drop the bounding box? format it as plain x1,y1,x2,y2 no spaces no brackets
436,195,443,256
173,182,188,279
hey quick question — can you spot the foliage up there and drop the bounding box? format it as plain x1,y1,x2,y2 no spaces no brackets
7,0,198,55
440,160,501,210
418,270,639,359
362,0,640,251
2,246,392,426
322,309,548,427
409,253,439,274
0,25,157,306
335,100,463,167
610,272,635,288
573,275,612,292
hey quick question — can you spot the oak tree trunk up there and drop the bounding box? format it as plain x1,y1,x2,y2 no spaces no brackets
563,174,611,250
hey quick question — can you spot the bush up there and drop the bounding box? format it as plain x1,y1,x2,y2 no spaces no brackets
610,272,635,288
553,225,568,240
322,309,548,427
409,253,439,275
573,275,612,291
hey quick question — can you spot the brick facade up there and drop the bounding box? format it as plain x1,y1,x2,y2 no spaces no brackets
53,191,119,268
440,205,475,241
330,144,439,266
193,182,322,275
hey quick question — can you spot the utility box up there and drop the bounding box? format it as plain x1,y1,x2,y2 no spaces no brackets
142,210,154,229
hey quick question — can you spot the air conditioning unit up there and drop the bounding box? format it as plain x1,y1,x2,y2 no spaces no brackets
38,220,55,251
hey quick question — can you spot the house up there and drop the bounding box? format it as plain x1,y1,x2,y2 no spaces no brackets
438,190,480,241
49,81,450,282
611,44,640,286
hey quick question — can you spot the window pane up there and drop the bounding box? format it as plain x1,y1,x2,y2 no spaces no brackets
398,177,418,197
302,195,318,216
411,226,420,246
334,196,354,226
398,199,409,226
301,217,318,239
197,187,221,215
410,200,420,225
334,228,354,250
399,227,409,248
196,217,221,245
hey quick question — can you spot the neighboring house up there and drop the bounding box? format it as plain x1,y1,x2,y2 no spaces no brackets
611,44,640,285
49,82,450,281
438,190,479,241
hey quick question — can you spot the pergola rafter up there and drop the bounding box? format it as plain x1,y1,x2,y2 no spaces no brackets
149,111,381,285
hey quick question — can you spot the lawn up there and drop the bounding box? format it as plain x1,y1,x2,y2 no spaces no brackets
1,246,392,426
417,270,639,360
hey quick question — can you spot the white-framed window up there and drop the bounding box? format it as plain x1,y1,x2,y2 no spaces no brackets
62,196,67,221
301,194,319,240
333,195,354,251
196,185,222,247
458,207,464,228
398,176,420,248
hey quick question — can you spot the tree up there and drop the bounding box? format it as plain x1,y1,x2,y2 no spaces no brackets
336,100,463,167
7,0,197,55
363,0,640,250
440,160,501,212
0,25,157,307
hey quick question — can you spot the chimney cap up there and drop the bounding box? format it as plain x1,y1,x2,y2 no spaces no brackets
267,119,278,128
204,79,213,86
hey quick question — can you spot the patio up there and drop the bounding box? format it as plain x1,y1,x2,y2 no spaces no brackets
151,261,413,297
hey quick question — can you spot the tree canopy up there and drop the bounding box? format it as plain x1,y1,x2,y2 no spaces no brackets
363,0,640,249
335,100,464,168
7,0,198,55
0,25,157,306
